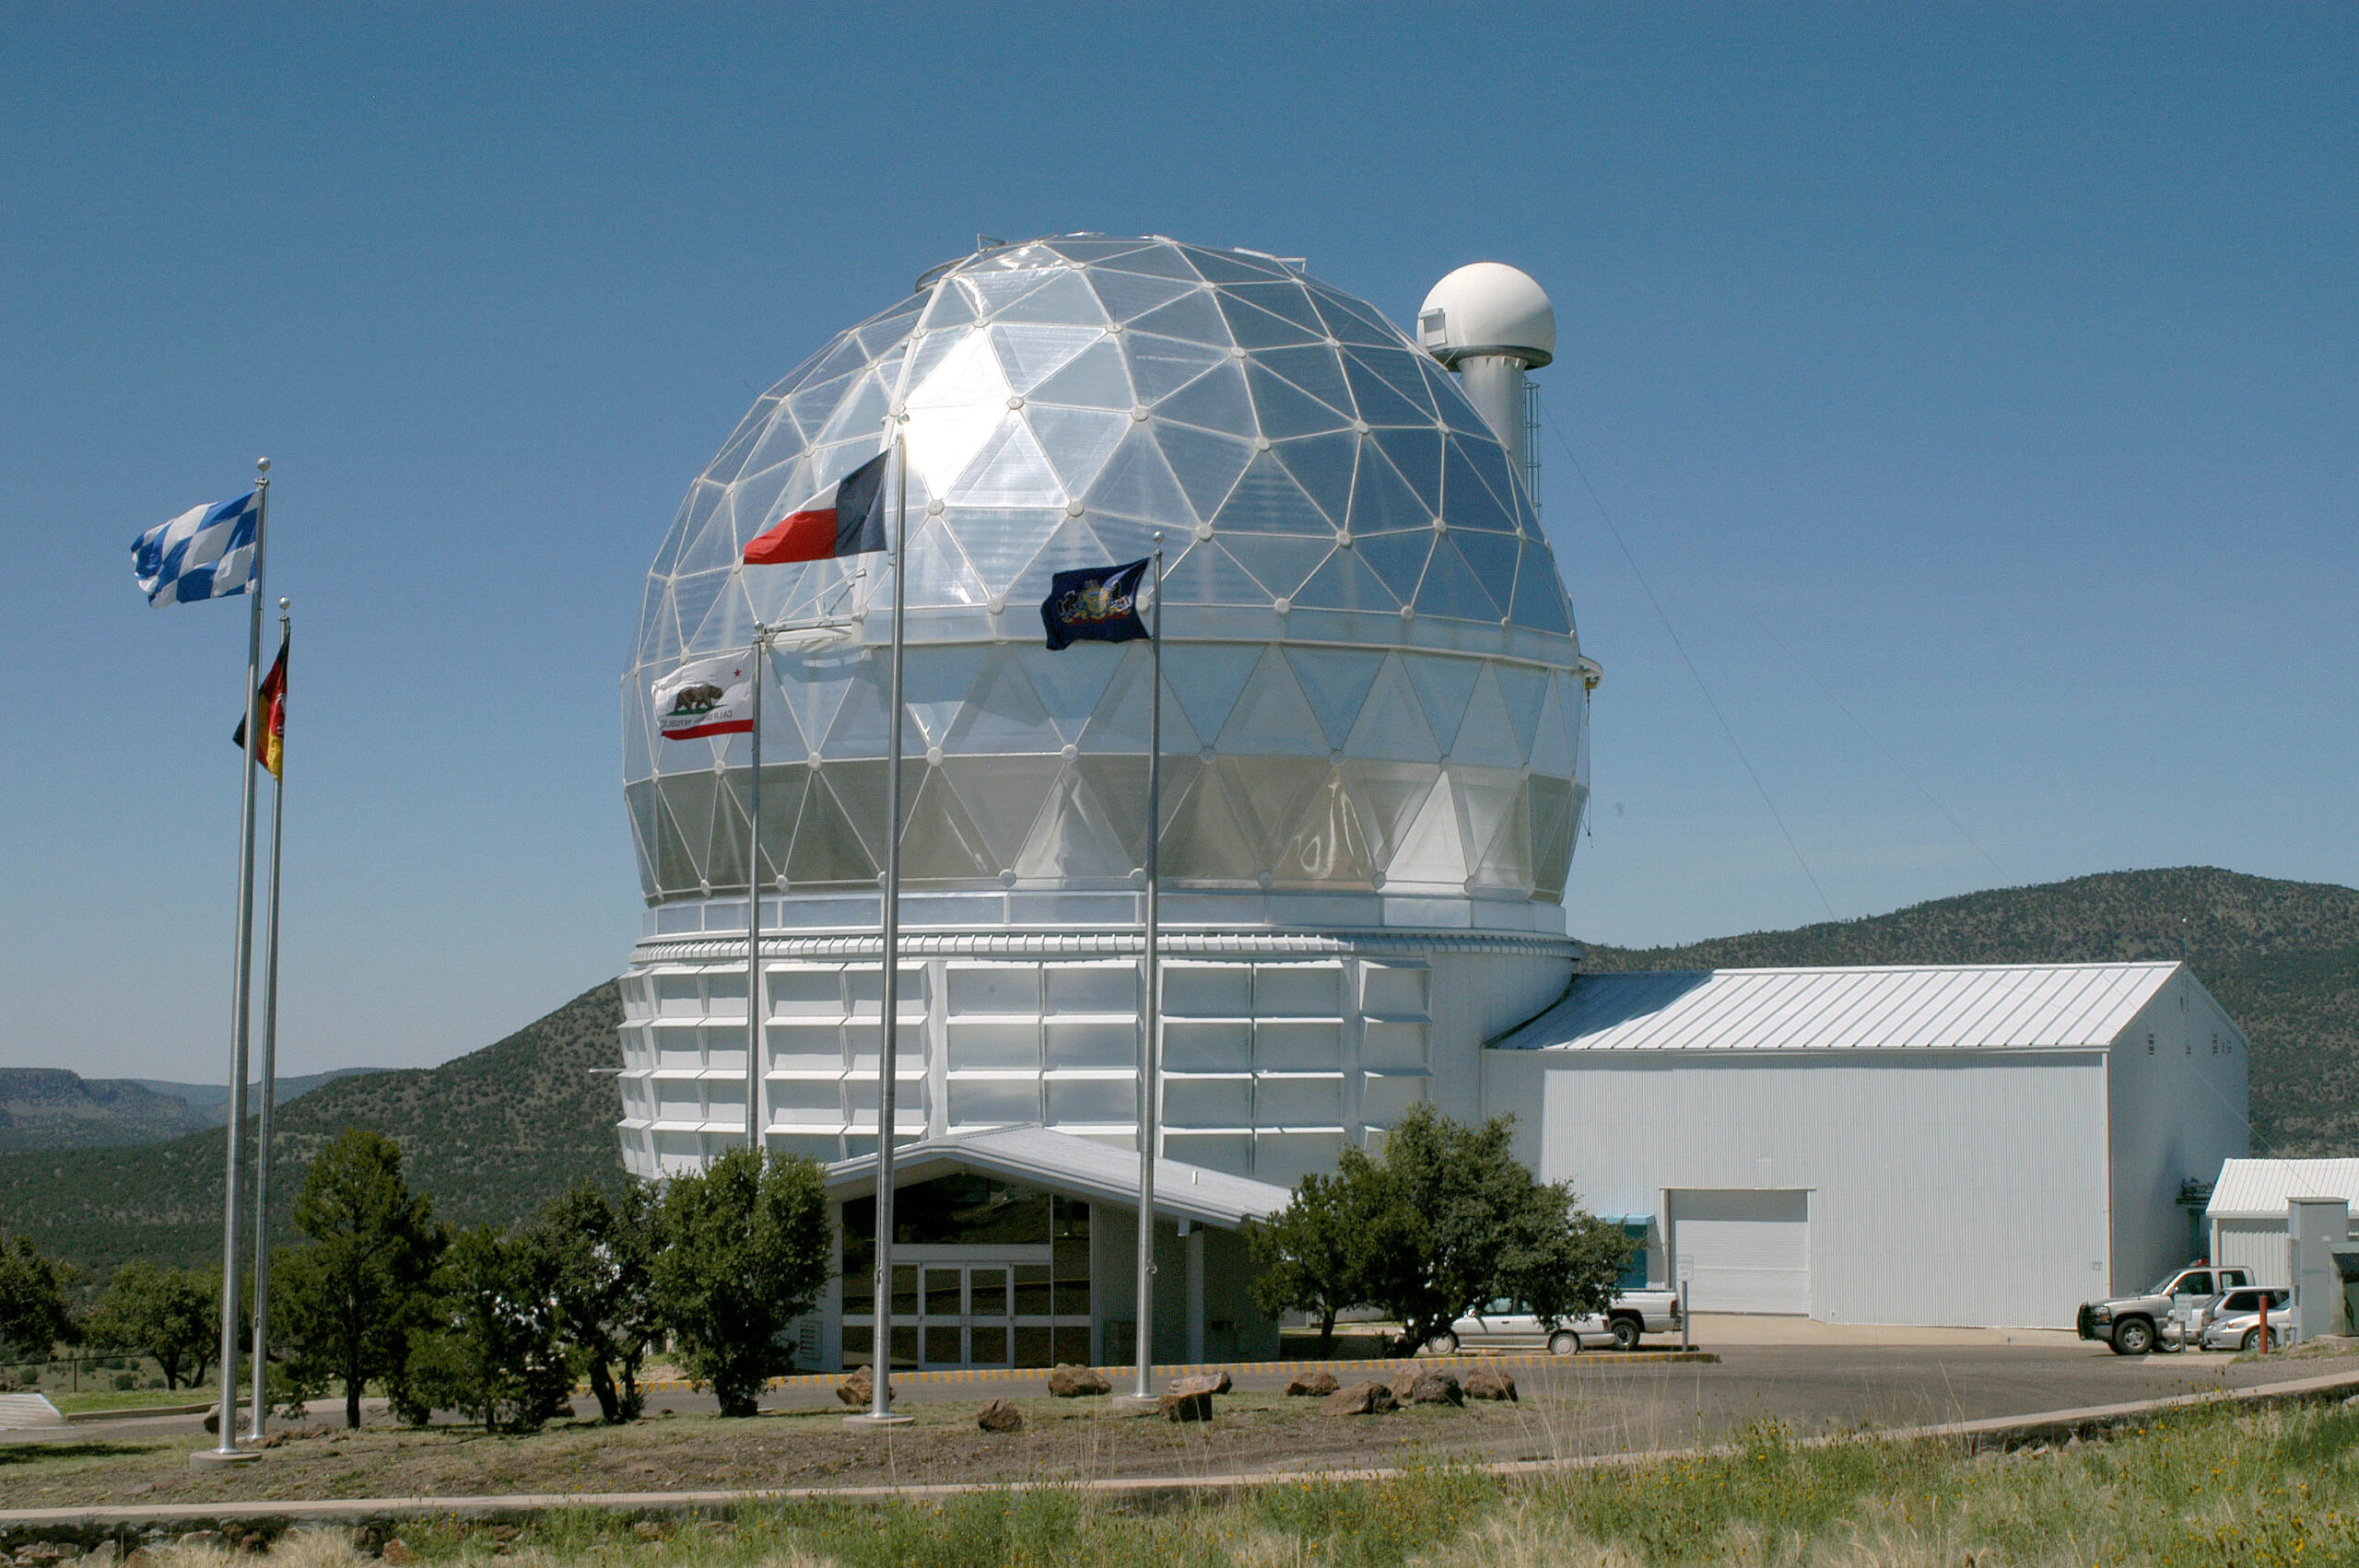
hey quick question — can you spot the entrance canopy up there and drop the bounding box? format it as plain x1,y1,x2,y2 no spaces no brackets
824,1124,1293,1229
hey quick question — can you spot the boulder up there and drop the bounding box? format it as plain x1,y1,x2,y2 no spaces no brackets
1389,1367,1463,1407
1159,1389,1214,1422
1324,1380,1398,1416
1046,1363,1111,1398
977,1398,1025,1433
380,1543,417,1566
835,1365,874,1407
1284,1371,1341,1398
1462,1366,1519,1401
1166,1372,1227,1399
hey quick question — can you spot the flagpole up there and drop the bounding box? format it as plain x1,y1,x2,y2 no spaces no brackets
201,457,269,1467
852,426,914,1426
745,626,766,1152
246,601,288,1443
1131,537,1165,1401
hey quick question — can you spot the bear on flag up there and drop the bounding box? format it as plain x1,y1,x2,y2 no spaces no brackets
653,652,756,740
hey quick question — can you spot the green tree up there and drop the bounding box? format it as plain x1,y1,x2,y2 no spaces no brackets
0,1234,76,1361
86,1261,217,1388
1244,1165,1384,1357
526,1180,661,1422
401,1224,571,1432
1248,1106,1633,1356
651,1148,829,1417
1355,1105,1631,1352
273,1129,449,1428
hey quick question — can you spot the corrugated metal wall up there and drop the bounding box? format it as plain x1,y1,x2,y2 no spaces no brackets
2104,977,2252,1295
1488,1048,2113,1328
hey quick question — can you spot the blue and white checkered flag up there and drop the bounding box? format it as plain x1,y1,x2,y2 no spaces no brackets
132,492,260,607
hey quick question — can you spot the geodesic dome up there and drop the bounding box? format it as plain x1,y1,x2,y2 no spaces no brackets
624,234,1590,909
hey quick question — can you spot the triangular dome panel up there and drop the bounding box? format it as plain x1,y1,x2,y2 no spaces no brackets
1283,647,1384,748
950,417,1066,509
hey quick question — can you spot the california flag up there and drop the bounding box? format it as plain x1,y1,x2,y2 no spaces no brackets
653,652,756,741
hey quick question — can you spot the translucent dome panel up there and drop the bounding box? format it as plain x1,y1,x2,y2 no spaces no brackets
624,638,1583,902
629,236,1579,672
626,236,1590,908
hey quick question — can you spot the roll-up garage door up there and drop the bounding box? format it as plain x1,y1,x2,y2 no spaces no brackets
1669,1189,1811,1315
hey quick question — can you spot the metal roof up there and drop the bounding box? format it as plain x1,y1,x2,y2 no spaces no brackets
1490,962,2186,1054
824,1124,1294,1229
2206,1158,2359,1221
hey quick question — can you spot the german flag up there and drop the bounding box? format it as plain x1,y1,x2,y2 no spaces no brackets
232,630,288,778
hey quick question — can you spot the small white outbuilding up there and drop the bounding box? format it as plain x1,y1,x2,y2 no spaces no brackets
1483,961,2248,1328
2205,1159,2359,1288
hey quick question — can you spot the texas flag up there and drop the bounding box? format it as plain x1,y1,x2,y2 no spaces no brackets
743,449,891,565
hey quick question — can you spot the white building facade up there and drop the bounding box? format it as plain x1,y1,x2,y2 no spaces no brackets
2206,1159,2359,1289
1485,962,2250,1328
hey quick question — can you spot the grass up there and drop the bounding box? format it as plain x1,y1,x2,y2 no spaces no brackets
57,1394,2359,1568
49,1385,214,1415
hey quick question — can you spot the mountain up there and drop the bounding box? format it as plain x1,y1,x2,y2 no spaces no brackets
0,980,624,1279
126,1070,381,1116
7,866,2353,1280
0,1072,216,1152
1583,866,2359,1157
0,1069,384,1153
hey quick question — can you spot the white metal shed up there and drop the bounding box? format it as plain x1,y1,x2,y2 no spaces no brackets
2204,1159,2359,1288
1484,962,2250,1328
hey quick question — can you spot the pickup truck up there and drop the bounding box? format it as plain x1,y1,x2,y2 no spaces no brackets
1426,1289,1684,1354
2076,1263,2252,1355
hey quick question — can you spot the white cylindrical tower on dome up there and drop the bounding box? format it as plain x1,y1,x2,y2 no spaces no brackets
1417,263,1555,480
615,236,1593,1203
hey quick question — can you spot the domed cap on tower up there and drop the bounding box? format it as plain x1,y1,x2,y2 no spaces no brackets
1418,263,1555,369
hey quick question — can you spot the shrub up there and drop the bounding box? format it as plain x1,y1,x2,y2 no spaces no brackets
651,1148,829,1417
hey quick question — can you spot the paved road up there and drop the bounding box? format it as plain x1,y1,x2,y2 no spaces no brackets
18,1343,2305,1454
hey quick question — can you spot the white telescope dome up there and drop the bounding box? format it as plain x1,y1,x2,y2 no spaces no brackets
1417,263,1555,369
616,235,1597,1188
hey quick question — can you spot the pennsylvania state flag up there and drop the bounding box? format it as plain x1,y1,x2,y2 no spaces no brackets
1040,559,1150,651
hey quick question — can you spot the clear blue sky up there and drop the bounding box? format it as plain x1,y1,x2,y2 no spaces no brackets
3,5,2352,1080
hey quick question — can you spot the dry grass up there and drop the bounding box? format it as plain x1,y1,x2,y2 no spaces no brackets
91,1393,2359,1568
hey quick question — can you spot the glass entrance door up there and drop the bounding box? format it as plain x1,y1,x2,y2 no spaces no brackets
916,1263,1014,1369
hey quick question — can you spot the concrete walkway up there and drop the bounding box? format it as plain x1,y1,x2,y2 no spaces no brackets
1684,1314,2080,1348
2,1363,2352,1530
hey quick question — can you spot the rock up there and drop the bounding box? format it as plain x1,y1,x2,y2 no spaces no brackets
174,1539,216,1555
1285,1371,1341,1398
488,1527,518,1545
18,1545,74,1562
1166,1373,1227,1399
630,1523,664,1543
1324,1380,1398,1416
1463,1366,1519,1401
380,1542,416,1565
836,1365,874,1407
81,1544,121,1568
201,1406,222,1434
1046,1363,1111,1398
1390,1368,1463,1407
977,1398,1025,1433
1159,1389,1214,1422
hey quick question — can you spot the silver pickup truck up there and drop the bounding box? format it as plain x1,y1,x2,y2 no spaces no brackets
1427,1289,1684,1354
2076,1263,2252,1355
